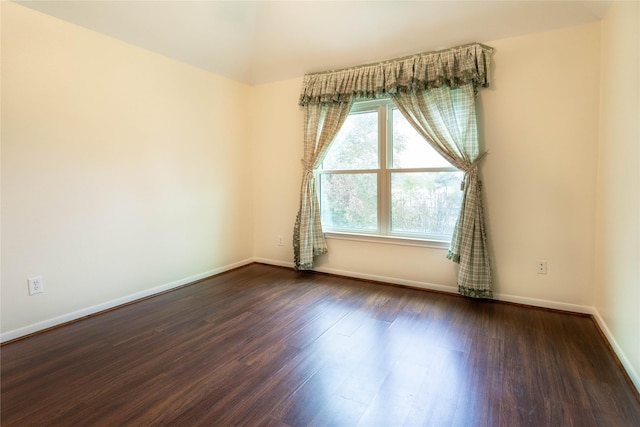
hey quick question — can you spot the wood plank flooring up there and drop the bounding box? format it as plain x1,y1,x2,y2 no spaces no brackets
2,263,639,426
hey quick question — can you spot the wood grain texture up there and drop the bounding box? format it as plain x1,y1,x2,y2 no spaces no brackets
2,263,638,426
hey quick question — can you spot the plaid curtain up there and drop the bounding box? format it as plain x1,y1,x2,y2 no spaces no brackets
299,43,492,106
392,84,492,298
293,102,352,270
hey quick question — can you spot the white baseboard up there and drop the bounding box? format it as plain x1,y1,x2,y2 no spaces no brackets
252,257,295,269
314,265,458,294
592,309,640,393
492,292,593,314
0,258,254,343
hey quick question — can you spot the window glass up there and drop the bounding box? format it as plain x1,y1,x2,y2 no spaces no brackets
320,173,377,231
390,171,463,237
322,111,378,170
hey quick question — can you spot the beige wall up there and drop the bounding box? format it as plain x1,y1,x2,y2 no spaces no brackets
250,78,304,265
595,1,640,390
482,24,600,307
1,3,253,337
252,23,602,311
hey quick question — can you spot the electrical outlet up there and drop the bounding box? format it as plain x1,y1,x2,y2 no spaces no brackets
536,261,547,275
28,276,44,295
277,235,284,246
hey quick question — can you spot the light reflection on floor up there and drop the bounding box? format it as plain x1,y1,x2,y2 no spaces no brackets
285,295,472,425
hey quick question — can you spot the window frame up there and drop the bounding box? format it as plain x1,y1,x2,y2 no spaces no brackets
318,98,461,246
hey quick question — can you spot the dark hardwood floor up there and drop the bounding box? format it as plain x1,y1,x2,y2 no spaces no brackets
2,263,638,426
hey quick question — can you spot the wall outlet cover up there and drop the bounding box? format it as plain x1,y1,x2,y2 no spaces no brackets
28,276,44,295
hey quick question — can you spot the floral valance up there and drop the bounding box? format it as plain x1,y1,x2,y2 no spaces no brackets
299,43,493,106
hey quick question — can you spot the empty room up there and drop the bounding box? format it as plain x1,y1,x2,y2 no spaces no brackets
2,1,639,425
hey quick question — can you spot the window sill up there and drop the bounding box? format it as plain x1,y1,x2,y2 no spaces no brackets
323,231,450,250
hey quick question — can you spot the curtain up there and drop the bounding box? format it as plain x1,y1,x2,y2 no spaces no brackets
293,102,352,270
391,84,492,298
295,42,493,297
299,43,492,106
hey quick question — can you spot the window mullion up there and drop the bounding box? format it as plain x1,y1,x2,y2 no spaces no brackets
379,104,389,235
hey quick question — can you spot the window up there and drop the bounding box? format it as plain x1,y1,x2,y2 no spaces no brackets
318,99,463,243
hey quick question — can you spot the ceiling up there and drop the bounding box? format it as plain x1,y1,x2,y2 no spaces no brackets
17,1,610,85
